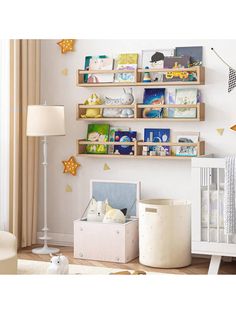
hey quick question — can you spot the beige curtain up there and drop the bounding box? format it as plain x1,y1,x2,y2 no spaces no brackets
9,40,40,249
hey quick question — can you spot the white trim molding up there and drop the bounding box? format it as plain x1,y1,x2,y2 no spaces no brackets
37,232,73,247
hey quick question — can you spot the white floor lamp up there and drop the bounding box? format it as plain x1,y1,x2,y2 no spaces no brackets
27,104,65,254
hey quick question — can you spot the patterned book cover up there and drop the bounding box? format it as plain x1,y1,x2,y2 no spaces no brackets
115,53,138,82
86,124,110,154
163,56,191,82
174,88,198,118
88,57,114,83
142,88,165,118
144,128,170,156
114,131,137,155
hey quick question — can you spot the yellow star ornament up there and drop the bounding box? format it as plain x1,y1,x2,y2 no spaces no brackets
57,39,75,54
62,156,80,176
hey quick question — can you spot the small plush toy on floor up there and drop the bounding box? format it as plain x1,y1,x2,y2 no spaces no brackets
47,254,69,274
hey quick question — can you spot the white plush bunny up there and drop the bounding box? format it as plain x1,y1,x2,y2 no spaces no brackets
47,254,69,274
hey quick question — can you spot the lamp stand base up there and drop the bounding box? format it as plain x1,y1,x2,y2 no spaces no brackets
32,245,60,255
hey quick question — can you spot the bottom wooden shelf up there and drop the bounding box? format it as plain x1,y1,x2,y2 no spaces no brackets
76,139,205,160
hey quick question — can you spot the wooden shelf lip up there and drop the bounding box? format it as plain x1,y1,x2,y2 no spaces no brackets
79,69,136,74
78,118,201,122
77,81,203,87
78,66,202,74
137,66,201,73
79,104,136,109
78,140,135,146
137,103,203,109
138,141,202,147
76,154,193,160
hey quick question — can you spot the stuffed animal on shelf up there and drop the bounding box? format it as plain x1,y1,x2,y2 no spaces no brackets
103,201,126,224
103,88,135,118
86,198,106,222
47,254,69,274
81,93,103,118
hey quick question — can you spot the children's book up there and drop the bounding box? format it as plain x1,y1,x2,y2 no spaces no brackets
141,49,174,82
174,132,199,157
142,88,165,118
165,88,176,118
86,124,110,154
163,56,191,82
144,128,170,156
88,57,114,83
114,131,137,155
175,46,203,66
115,53,138,82
84,55,107,83
108,126,130,154
174,88,198,118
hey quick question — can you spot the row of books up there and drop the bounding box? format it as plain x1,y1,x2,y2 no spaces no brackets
84,46,203,83
143,87,200,118
85,124,200,157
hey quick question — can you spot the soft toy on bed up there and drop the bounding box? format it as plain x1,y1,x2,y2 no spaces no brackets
47,254,69,274
103,201,127,224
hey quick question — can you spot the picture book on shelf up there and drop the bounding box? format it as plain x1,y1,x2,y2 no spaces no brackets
115,53,138,83
144,128,170,156
108,126,130,154
175,46,203,66
86,124,110,154
174,132,199,157
163,56,191,82
141,49,174,82
142,88,165,118
165,88,176,118
174,88,198,118
88,57,114,83
114,131,137,155
84,55,107,83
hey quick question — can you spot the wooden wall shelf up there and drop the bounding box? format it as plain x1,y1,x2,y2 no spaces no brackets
77,103,205,121
77,66,205,87
77,139,205,160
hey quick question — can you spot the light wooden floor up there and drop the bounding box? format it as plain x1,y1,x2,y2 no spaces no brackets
17,245,236,274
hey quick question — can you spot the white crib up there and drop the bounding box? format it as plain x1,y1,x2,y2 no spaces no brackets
192,157,236,274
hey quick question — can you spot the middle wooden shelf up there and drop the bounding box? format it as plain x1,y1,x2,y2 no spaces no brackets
77,102,205,122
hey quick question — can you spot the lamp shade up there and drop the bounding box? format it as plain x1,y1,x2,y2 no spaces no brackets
27,105,65,137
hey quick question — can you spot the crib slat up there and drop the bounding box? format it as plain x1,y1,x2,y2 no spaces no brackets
217,168,220,243
207,167,210,242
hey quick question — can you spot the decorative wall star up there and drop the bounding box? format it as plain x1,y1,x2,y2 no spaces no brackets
62,156,80,176
57,39,75,54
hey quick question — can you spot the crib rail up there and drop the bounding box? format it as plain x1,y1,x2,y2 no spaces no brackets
191,157,236,257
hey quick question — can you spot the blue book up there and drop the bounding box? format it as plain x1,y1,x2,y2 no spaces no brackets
142,88,165,118
144,128,170,156
114,131,137,155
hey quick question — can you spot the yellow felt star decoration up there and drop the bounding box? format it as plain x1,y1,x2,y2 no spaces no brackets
57,39,75,54
62,156,80,176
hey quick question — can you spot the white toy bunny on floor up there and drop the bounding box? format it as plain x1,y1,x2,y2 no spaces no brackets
47,254,69,274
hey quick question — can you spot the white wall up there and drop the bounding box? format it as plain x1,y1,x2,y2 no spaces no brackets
40,39,236,244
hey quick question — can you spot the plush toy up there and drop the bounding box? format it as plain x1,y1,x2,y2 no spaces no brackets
103,202,126,224
47,254,69,274
86,198,106,222
81,93,103,118
103,88,135,118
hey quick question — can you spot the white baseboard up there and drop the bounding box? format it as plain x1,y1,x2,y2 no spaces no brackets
37,232,73,247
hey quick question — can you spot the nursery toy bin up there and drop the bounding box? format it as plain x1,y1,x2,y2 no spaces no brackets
139,199,191,268
74,180,140,263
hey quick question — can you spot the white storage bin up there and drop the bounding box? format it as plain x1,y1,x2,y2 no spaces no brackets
139,199,191,268
74,180,140,263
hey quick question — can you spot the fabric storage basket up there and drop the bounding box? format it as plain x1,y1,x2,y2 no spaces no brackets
139,199,191,268
74,180,140,263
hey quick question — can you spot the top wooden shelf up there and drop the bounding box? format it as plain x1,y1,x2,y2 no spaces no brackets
77,66,205,87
